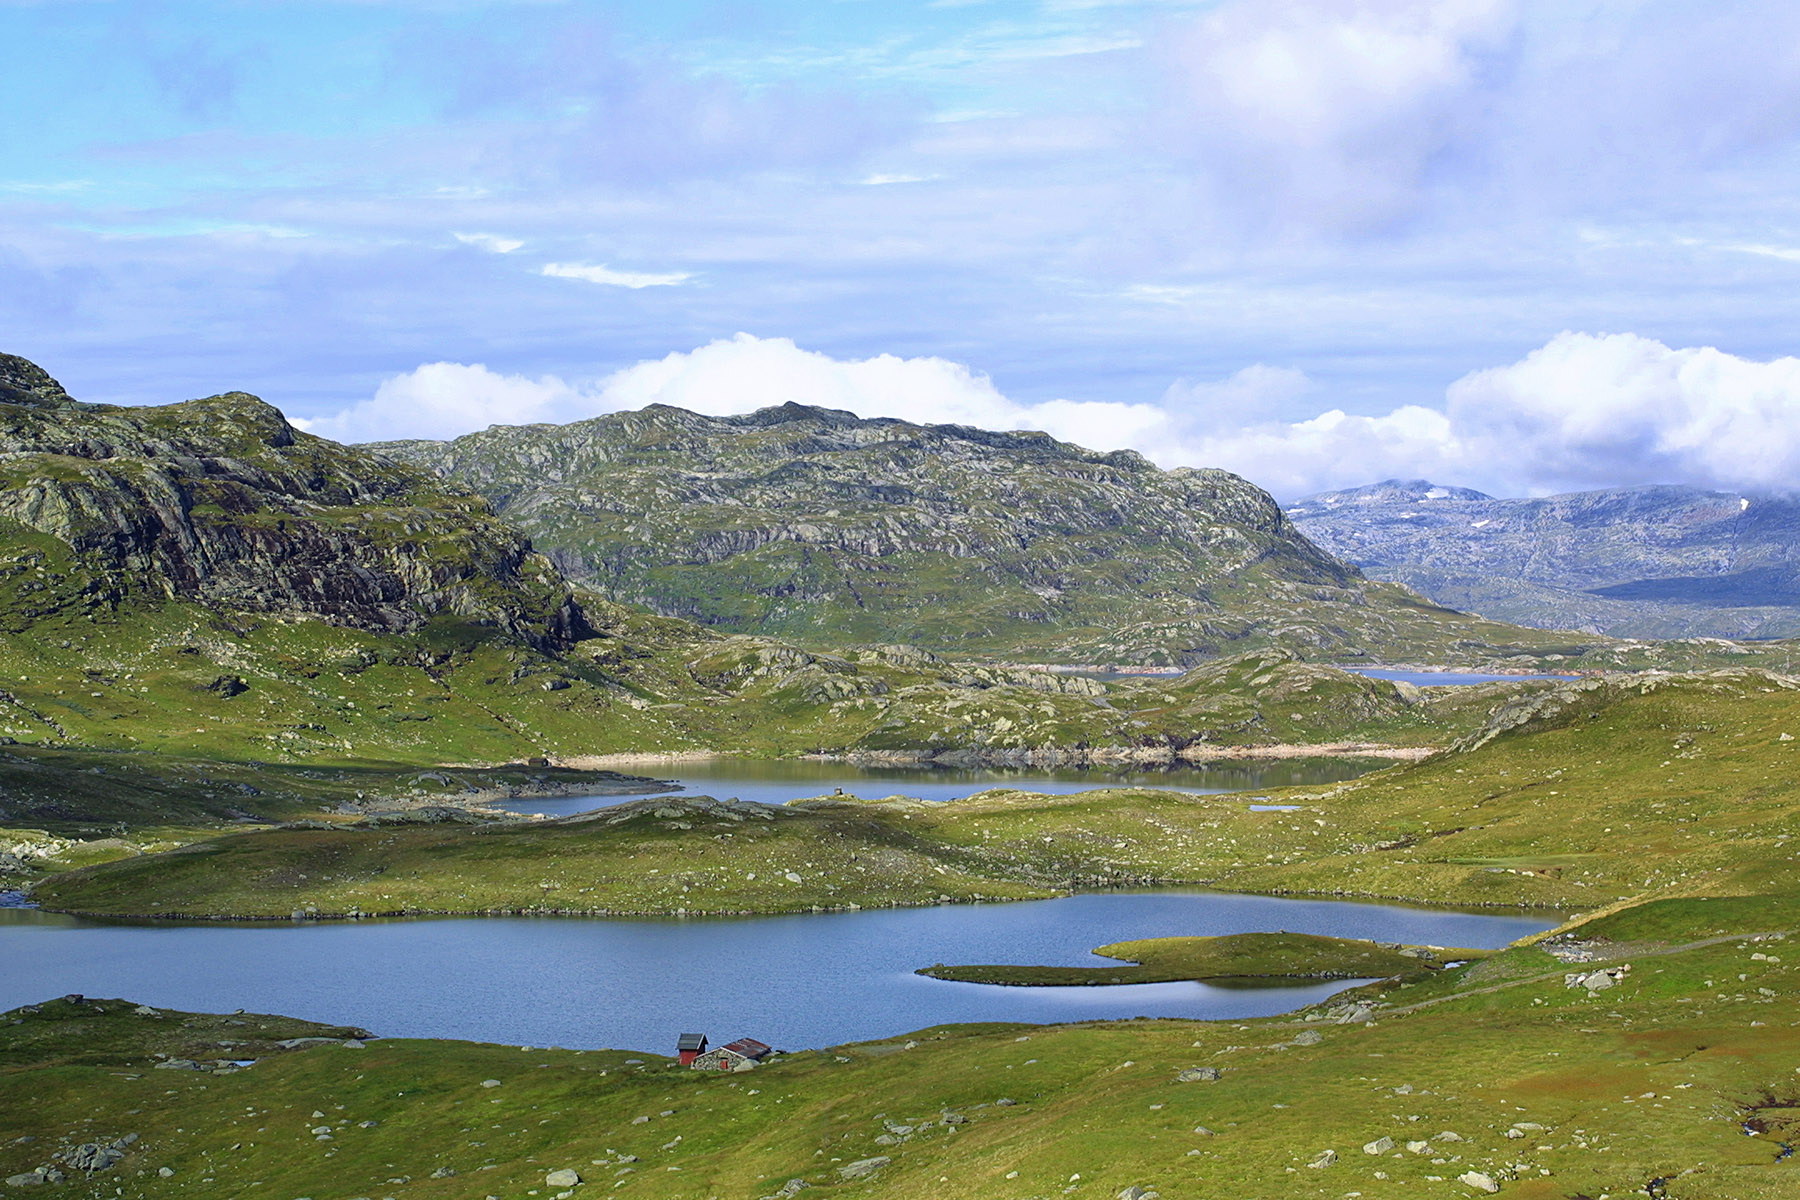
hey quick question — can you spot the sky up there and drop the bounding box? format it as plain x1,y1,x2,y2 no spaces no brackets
7,0,1800,499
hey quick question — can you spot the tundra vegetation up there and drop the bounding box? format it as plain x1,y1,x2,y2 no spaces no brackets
6,354,1800,1197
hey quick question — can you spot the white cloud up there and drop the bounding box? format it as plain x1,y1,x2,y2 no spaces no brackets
294,362,576,444
303,332,1800,503
1179,333,1800,498
306,333,1235,450
1162,0,1516,231
1156,0,1800,237
453,231,524,253
1444,332,1800,494
539,262,693,288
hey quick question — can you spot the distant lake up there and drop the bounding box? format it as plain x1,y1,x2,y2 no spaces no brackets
1348,668,1580,687
502,756,1390,818
0,890,1555,1053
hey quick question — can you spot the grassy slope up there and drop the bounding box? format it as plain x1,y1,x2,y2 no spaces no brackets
4,908,1799,1200
13,675,1800,1197
33,668,1800,919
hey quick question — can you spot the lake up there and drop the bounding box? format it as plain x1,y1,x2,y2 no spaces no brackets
0,890,1555,1053
1348,668,1580,686
503,756,1389,817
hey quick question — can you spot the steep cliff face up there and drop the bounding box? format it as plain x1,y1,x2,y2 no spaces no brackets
376,403,1402,663
0,355,585,650
1290,478,1800,639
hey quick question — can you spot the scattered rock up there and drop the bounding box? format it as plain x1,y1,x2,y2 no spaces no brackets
1363,1136,1395,1155
1175,1066,1222,1083
480,1079,502,1088
1307,1150,1337,1169
1117,1187,1158,1200
837,1157,891,1181
1291,1029,1323,1046
429,1166,456,1178
1406,1140,1431,1154
1336,1004,1375,1024
545,1168,581,1187
1459,1170,1500,1193
1565,965,1631,992
158,1167,175,1178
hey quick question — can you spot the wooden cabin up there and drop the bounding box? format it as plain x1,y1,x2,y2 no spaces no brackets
676,1033,708,1066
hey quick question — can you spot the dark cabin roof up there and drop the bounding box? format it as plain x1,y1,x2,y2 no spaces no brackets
676,1033,708,1052
722,1037,771,1059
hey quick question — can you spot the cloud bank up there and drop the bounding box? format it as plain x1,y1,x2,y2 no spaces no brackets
304,332,1800,500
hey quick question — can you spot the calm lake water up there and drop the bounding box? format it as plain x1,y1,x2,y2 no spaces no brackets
504,757,1389,817
1348,668,1580,686
0,890,1555,1053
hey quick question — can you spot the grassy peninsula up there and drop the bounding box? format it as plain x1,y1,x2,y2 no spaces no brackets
917,931,1482,986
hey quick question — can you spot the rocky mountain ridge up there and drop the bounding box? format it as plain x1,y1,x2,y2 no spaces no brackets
375,406,1597,665
0,353,585,650
1289,478,1800,639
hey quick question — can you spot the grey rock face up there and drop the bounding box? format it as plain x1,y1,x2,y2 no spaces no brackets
0,356,587,651
1291,478,1800,639
376,401,1393,663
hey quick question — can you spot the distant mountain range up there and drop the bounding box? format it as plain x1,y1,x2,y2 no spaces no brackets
1289,479,1800,639
375,405,1611,666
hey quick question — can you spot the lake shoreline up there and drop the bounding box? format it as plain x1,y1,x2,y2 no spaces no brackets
820,742,1432,767
24,880,1572,926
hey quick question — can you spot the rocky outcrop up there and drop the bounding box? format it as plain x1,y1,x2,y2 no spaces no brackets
0,357,587,649
370,403,1454,664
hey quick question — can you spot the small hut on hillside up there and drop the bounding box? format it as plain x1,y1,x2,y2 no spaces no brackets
690,1038,772,1072
676,1033,708,1066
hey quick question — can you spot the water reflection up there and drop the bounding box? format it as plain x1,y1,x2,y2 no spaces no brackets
0,889,1555,1052
505,756,1391,817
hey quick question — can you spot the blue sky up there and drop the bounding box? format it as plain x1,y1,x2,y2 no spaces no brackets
8,0,1800,497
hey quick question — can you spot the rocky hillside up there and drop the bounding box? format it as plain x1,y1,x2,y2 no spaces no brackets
375,405,1597,665
0,353,585,650
1289,478,1800,639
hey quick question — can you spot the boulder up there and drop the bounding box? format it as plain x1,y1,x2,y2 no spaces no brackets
545,1168,581,1187
1459,1170,1500,1193
838,1157,891,1180
1307,1150,1337,1169
1291,1029,1323,1046
1175,1066,1221,1082
1363,1136,1394,1155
